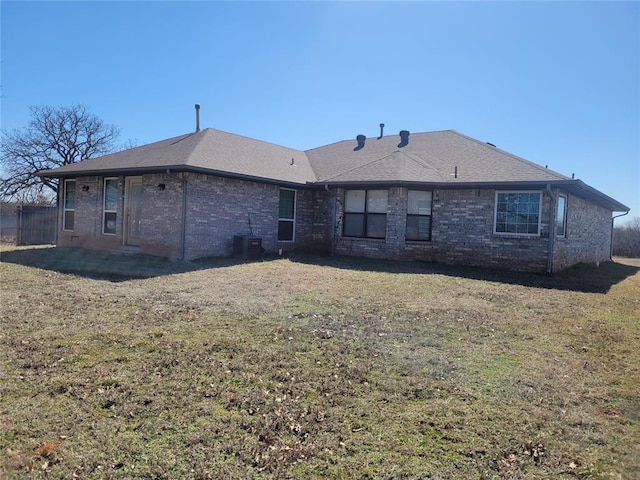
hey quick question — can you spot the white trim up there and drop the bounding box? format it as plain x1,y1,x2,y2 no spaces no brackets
406,189,433,241
102,177,118,235
493,190,542,237
62,179,76,231
556,194,568,238
278,187,296,242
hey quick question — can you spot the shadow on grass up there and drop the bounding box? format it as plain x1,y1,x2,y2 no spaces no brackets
0,246,243,282
1,246,638,293
288,253,640,294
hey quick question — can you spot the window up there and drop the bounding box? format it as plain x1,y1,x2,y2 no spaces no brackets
343,189,388,238
556,195,567,238
278,188,296,241
63,179,76,231
406,190,432,241
494,191,541,235
103,177,118,235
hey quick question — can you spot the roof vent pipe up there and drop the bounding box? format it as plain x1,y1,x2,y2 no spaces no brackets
398,130,410,147
354,134,366,151
378,123,385,139
195,104,201,133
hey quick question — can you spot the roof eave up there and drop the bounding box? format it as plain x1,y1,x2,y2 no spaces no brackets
565,180,630,212
317,179,630,212
317,179,570,189
37,165,314,189
37,165,186,178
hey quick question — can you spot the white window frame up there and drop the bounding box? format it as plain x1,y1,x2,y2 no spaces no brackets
103,177,118,235
277,188,296,242
493,191,542,237
63,179,76,231
556,194,567,238
406,190,433,241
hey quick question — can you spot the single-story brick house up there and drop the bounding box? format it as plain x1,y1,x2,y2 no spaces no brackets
39,124,629,273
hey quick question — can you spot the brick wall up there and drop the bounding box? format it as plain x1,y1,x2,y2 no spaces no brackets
57,174,612,271
552,193,612,270
155,173,331,261
56,172,331,261
429,188,550,271
294,189,333,254
57,176,123,251
140,174,184,259
181,173,279,260
332,187,612,272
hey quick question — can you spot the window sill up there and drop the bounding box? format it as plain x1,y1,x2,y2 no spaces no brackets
493,233,541,239
342,236,386,241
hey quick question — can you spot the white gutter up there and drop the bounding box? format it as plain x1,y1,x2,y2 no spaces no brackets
611,210,630,260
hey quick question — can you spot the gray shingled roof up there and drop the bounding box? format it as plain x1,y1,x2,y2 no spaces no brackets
306,130,569,184
39,127,629,211
39,128,315,186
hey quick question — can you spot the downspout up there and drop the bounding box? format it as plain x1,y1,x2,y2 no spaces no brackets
546,184,556,275
166,169,188,261
610,211,630,260
325,183,336,253
55,179,60,245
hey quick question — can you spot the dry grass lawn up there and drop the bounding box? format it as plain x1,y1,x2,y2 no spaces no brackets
1,245,639,479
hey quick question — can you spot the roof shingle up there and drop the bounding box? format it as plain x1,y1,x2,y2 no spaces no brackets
40,128,315,185
38,127,628,211
305,130,569,184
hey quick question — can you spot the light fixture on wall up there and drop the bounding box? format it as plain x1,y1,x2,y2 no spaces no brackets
82,185,90,191
157,183,166,191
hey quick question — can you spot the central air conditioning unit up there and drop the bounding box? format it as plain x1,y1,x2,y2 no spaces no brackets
233,234,262,260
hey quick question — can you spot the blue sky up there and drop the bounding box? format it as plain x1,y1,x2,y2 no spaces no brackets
2,1,638,220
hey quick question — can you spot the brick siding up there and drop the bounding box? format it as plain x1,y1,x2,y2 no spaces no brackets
140,174,184,259
333,187,613,273
552,193,612,270
57,176,123,251
56,174,613,272
58,173,332,261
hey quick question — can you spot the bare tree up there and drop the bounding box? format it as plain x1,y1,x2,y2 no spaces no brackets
613,216,640,258
0,104,120,200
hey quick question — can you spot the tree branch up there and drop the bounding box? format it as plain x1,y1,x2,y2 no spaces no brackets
0,104,121,200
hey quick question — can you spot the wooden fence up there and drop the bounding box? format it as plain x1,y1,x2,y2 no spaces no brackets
13,205,57,245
